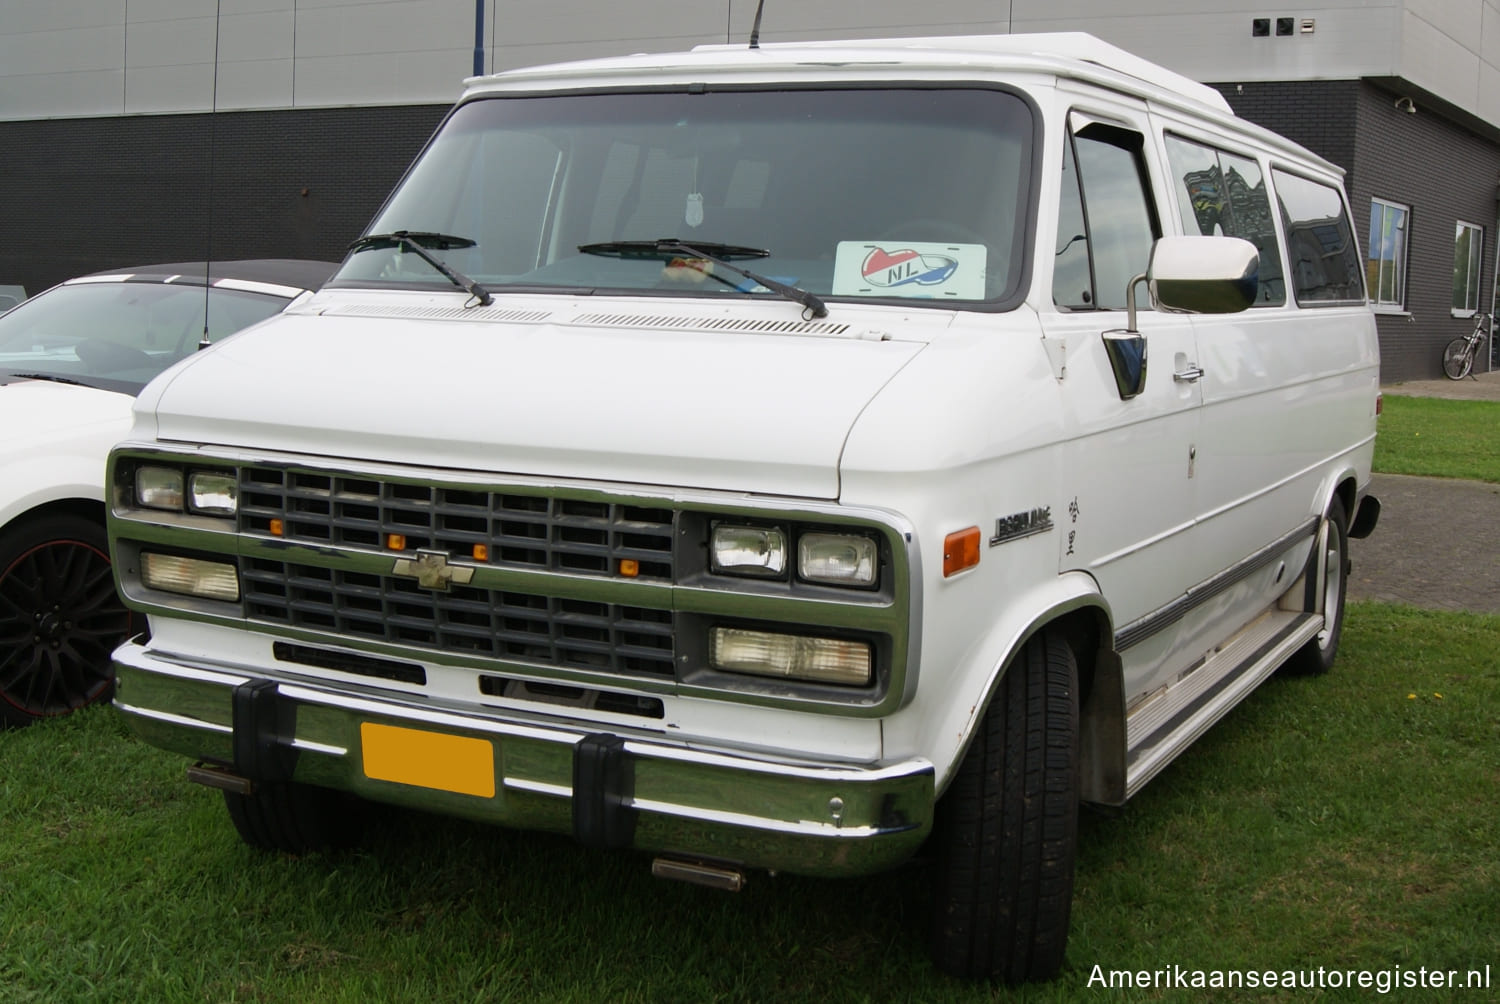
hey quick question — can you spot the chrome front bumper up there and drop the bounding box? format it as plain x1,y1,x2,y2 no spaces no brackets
112,641,934,877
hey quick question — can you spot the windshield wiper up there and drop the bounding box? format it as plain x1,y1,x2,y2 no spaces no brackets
349,231,493,306
6,372,89,386
578,239,828,319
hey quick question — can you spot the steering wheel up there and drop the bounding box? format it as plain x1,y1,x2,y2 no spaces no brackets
75,339,153,374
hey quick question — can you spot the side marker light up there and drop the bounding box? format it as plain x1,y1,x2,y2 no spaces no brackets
943,527,981,577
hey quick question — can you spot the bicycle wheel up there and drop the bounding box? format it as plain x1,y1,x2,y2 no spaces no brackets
1442,337,1475,379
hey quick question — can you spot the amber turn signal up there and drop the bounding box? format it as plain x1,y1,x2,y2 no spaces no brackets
943,527,981,577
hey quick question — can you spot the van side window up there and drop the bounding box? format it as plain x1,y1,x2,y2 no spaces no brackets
1271,169,1366,304
1164,136,1286,306
1054,124,1161,310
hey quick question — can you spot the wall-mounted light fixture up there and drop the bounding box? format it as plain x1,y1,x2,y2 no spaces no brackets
1394,96,1416,115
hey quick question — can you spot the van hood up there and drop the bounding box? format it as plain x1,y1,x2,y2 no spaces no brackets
139,306,928,499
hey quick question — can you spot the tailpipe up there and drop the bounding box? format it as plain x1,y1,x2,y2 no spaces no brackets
651,856,747,892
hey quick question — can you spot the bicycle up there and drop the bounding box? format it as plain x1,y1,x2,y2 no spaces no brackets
1443,311,1491,380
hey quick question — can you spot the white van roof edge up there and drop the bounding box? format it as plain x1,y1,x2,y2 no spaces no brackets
465,33,1232,117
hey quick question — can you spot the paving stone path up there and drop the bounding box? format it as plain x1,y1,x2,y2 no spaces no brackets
1346,368,1500,614
1348,473,1500,614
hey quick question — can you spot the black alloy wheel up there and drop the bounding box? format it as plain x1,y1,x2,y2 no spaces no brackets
0,514,131,726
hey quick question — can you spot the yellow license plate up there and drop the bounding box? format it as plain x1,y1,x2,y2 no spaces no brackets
360,722,496,798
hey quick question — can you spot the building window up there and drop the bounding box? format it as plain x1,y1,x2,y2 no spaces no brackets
1368,198,1408,310
1452,221,1484,316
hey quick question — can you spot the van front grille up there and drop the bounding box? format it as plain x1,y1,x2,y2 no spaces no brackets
236,468,676,580
242,558,677,679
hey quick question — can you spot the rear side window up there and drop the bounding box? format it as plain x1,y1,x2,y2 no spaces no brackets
1164,135,1285,306
1271,169,1365,305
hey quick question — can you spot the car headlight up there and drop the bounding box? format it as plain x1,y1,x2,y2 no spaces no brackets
140,552,240,601
709,627,871,685
798,532,877,587
710,524,787,578
135,465,185,511
188,471,238,516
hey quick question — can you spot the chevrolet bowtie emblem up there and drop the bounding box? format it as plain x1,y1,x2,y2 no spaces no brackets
392,549,475,591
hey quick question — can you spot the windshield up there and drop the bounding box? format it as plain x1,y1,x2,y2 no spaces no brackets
337,87,1036,309
0,281,292,395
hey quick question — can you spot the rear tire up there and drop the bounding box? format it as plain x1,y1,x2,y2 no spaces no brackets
1285,496,1349,676
0,514,132,727
223,782,363,854
930,627,1079,983
1442,337,1474,379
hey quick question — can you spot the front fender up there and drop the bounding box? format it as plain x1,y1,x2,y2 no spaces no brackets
884,570,1118,796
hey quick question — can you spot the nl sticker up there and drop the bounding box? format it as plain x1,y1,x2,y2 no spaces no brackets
833,241,987,300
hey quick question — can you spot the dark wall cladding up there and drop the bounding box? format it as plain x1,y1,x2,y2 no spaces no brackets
0,104,449,297
1216,79,1500,381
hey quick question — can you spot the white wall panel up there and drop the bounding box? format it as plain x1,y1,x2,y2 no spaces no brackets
2,0,123,34
1398,8,1484,110
1010,8,1400,84
221,0,295,13
124,61,215,114
215,58,295,109
219,10,295,62
0,0,1497,127
724,0,1007,41
293,49,473,105
124,13,215,69
489,1,726,73
1405,0,1484,49
0,70,124,119
292,0,472,57
0,23,123,76
1478,54,1500,126
1485,2,1500,69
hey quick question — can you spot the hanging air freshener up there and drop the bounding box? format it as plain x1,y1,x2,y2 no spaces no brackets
685,192,704,228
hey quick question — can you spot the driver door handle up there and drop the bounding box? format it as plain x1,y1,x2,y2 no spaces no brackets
1173,364,1205,383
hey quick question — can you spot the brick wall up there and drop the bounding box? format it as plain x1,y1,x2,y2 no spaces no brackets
0,105,449,297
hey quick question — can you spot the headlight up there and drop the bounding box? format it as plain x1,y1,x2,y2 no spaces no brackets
135,466,185,511
188,471,238,516
140,553,240,601
709,627,871,686
710,524,787,578
798,532,877,587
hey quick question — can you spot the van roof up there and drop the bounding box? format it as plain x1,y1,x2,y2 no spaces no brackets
467,32,1232,116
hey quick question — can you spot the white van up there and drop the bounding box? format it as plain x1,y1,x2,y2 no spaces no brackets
106,34,1379,982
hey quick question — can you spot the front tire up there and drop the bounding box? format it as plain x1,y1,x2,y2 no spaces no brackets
1285,497,1349,676
930,627,1080,983
1442,337,1474,379
0,514,131,727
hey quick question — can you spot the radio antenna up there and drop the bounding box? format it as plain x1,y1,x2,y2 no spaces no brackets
200,0,222,350
748,0,766,49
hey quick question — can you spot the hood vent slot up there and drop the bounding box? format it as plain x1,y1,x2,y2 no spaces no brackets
325,304,553,323
571,312,850,336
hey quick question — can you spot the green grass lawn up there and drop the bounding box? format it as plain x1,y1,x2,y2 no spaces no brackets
1374,396,1500,483
3,604,1496,1003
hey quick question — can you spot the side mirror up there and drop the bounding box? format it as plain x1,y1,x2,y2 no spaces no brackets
1102,236,1259,401
1149,235,1259,315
